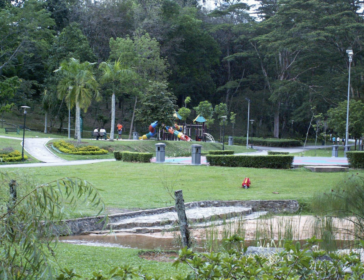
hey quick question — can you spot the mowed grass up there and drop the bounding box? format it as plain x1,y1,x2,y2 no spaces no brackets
292,146,346,157
54,243,186,278
47,139,253,160
0,137,40,164
3,162,363,217
0,128,67,139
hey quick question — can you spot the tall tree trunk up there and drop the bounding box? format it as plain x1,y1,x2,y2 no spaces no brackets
76,102,81,143
274,102,280,138
110,93,115,140
129,96,138,139
44,112,48,134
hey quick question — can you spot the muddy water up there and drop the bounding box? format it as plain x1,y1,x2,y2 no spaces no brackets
59,234,179,250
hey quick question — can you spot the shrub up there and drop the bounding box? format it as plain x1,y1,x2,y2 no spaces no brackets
206,155,293,169
0,150,28,162
138,153,153,163
268,151,289,155
53,140,108,155
208,150,234,155
233,137,302,147
114,151,122,160
346,151,364,168
121,151,152,163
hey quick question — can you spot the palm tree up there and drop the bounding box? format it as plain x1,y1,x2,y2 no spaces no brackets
55,58,100,143
99,60,133,140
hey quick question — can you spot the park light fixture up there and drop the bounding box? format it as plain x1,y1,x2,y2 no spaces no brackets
221,115,227,151
245,98,251,149
250,119,254,147
345,48,353,156
21,106,30,161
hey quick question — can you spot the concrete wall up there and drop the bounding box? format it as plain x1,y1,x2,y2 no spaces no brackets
59,200,299,235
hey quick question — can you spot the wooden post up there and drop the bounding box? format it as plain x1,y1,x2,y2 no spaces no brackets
174,190,191,248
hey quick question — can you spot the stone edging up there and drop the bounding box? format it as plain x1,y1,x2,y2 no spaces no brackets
58,200,299,235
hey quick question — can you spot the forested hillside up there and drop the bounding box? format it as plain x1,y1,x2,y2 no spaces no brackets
1,0,363,139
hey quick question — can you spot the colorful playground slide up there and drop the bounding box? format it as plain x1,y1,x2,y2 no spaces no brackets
165,124,191,142
139,121,158,140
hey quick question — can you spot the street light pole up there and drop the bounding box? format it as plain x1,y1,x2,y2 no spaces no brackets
21,106,30,161
250,119,254,148
345,48,353,156
245,98,250,149
221,116,227,151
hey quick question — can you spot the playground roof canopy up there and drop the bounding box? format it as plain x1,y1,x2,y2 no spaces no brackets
194,115,206,123
173,111,182,120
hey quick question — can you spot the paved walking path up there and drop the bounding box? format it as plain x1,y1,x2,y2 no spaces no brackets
0,136,350,168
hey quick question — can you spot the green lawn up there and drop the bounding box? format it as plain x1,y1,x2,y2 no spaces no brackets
55,243,186,278
292,147,346,157
0,128,67,139
47,139,253,160
0,137,40,164
2,162,362,217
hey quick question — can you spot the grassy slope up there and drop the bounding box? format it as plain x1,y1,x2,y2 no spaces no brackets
0,128,67,139
48,139,253,160
0,138,40,164
55,243,186,278
3,162,363,217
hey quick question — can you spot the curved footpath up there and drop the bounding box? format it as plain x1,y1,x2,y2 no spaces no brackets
0,136,115,168
0,136,348,168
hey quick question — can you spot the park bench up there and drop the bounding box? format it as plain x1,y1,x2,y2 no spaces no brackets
91,131,108,140
5,127,19,134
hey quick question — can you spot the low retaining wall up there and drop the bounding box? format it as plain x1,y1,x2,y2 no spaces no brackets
59,200,299,235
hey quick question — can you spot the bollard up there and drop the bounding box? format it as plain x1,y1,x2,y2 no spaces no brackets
132,131,139,140
191,144,202,165
228,136,233,146
332,145,338,157
155,143,166,163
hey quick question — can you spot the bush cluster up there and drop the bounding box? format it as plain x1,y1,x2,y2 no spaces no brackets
114,151,153,163
53,140,108,155
206,155,293,169
0,150,28,162
208,150,234,155
233,137,302,147
346,151,364,168
268,151,289,155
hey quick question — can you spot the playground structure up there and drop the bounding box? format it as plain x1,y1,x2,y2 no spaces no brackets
139,113,208,142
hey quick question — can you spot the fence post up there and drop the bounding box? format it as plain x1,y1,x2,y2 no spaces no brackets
174,190,191,248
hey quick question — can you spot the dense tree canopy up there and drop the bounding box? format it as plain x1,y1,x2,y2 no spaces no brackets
1,0,363,139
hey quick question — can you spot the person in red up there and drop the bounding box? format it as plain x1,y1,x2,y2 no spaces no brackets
117,123,123,140
242,177,251,189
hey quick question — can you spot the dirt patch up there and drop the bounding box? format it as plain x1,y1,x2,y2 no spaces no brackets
138,251,179,262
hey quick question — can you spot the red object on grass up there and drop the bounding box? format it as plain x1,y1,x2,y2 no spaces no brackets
242,177,251,188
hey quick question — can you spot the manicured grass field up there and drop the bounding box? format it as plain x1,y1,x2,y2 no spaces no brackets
3,162,363,217
0,128,67,139
0,137,40,164
47,139,253,160
292,146,346,157
55,243,186,278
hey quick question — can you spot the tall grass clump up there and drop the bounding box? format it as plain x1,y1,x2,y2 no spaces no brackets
311,174,364,243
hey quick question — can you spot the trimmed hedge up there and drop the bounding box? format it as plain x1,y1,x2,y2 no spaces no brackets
53,140,108,155
0,150,28,162
114,151,122,160
121,151,153,163
208,150,234,155
233,137,302,147
346,151,364,168
206,155,293,169
268,151,290,155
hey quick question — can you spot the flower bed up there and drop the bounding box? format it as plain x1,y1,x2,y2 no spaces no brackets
53,140,108,155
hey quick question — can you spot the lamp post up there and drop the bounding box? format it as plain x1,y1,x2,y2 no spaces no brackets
245,98,250,149
345,48,353,156
250,119,254,148
21,106,30,161
221,116,227,150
